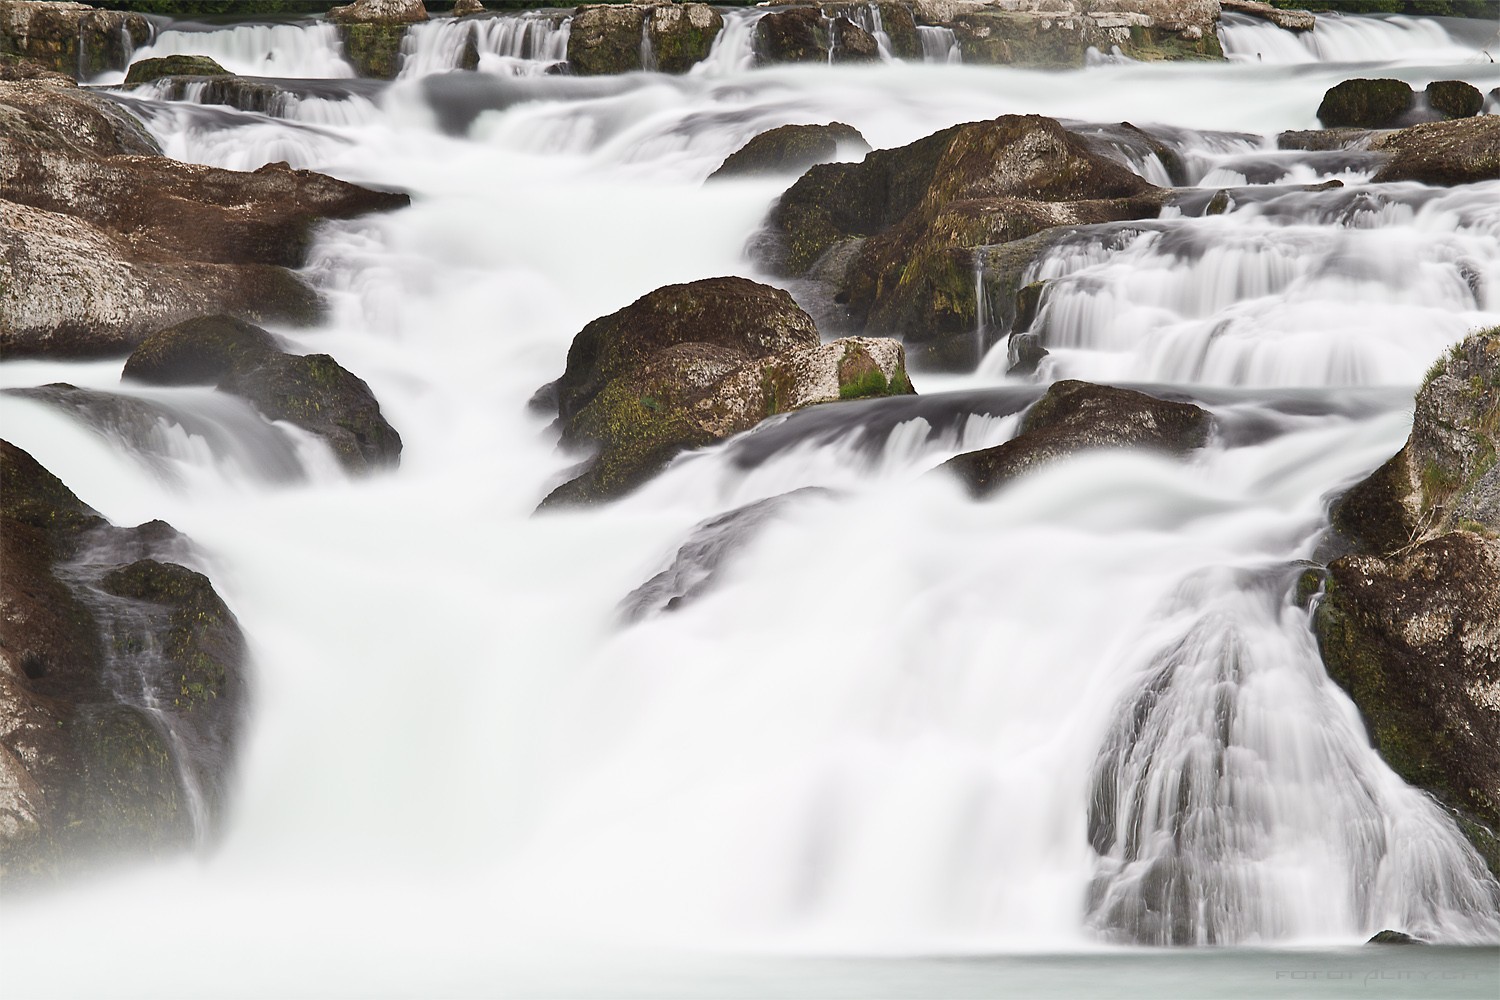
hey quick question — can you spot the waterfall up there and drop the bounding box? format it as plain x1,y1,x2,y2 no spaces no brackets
121,21,355,80
917,24,961,64
1217,11,1493,65
398,13,572,78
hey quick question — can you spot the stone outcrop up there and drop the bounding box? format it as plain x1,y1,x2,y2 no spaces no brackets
1221,0,1314,32
122,54,229,86
1316,328,1500,876
122,316,403,473
0,79,408,358
755,6,881,65
708,122,869,180
1317,78,1414,129
1426,80,1484,121
328,0,428,79
1,440,246,884
567,3,723,75
0,0,150,80
542,276,913,504
942,380,1212,496
761,114,1166,369
1370,115,1500,187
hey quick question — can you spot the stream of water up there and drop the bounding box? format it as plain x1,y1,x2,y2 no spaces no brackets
3,7,1500,997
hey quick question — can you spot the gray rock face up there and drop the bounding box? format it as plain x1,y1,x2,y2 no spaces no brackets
942,380,1212,496
0,0,151,80
1317,327,1500,877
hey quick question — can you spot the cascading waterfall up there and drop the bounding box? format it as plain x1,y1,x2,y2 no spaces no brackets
1218,10,1497,65
5,7,1500,995
118,20,355,80
917,24,962,63
400,13,572,78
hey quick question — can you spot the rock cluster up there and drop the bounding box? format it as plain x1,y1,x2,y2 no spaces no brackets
568,3,723,75
0,0,149,79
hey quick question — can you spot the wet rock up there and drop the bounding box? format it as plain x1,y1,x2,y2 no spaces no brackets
0,52,71,83
647,3,723,74
329,0,426,78
120,316,402,473
1317,328,1500,877
1368,930,1423,945
1276,128,1372,152
0,0,150,80
1316,78,1414,129
755,7,831,65
1426,80,1484,121
543,276,913,504
869,2,921,59
122,54,229,86
567,4,646,75
914,0,1222,67
708,122,869,180
0,80,408,357
451,0,484,14
943,380,1212,497
1,441,245,883
830,15,879,62
328,0,427,24
763,114,1165,370
1370,116,1500,187
1221,0,1314,32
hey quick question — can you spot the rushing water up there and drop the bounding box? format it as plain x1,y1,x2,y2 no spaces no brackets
5,7,1500,997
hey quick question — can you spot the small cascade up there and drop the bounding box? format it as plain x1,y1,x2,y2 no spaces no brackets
973,246,992,367
1218,11,1490,65
126,21,355,79
640,9,659,73
917,24,961,63
399,13,572,78
842,3,895,60
693,9,762,75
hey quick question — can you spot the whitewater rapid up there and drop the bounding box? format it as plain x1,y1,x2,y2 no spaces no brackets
4,7,1500,995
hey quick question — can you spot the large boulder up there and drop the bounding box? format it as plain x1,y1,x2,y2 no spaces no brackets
708,122,869,180
0,0,150,80
1316,328,1500,875
1316,78,1415,129
122,316,402,473
543,276,913,504
568,3,722,76
762,115,1166,369
328,0,428,79
1370,116,1500,187
1426,80,1484,121
942,380,1212,496
1,441,245,883
1221,0,1314,32
0,79,408,357
122,54,229,86
328,0,427,23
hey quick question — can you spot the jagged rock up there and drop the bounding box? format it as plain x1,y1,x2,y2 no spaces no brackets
0,0,150,80
1370,115,1500,189
0,441,245,883
0,80,408,357
708,122,869,180
122,54,229,86
543,277,913,504
1317,78,1414,129
1426,80,1484,121
122,316,402,473
1221,0,1315,32
942,380,1212,496
762,115,1165,369
1317,328,1500,877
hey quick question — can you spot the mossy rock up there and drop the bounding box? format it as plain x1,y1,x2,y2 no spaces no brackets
1317,78,1414,129
648,3,723,75
1371,116,1500,186
123,55,229,86
121,315,281,386
567,4,646,75
340,22,408,79
755,7,830,65
709,122,869,180
1426,80,1483,121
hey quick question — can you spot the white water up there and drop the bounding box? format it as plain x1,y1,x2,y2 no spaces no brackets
113,20,355,80
6,9,1500,996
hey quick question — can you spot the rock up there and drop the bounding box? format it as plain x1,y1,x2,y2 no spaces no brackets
1221,0,1315,32
543,277,913,504
451,0,484,14
869,2,922,59
1426,80,1484,121
1368,930,1423,945
0,0,150,80
122,54,229,86
1317,328,1500,877
942,380,1212,496
1370,116,1500,186
647,3,723,74
1,441,245,883
830,15,879,62
0,51,70,83
917,0,1222,67
568,4,645,74
1316,78,1414,129
1276,128,1372,152
121,316,402,473
0,80,408,357
327,0,427,24
755,7,830,65
763,115,1166,370
708,122,869,180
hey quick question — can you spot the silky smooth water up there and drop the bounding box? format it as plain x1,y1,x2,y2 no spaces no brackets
5,9,1500,996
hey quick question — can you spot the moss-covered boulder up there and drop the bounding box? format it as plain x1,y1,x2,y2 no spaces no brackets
648,3,723,74
122,54,229,86
942,380,1212,496
543,277,913,504
830,15,879,62
0,0,150,80
755,7,831,65
1,441,246,883
567,4,645,75
918,0,1221,68
328,0,426,78
328,0,427,23
1426,80,1484,121
120,316,281,386
1316,328,1500,876
1316,78,1414,129
709,122,869,180
0,52,73,83
1370,116,1500,187
452,0,484,14
762,115,1166,369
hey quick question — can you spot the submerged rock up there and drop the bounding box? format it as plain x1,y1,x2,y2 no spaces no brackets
1370,116,1500,187
763,114,1165,370
1,441,245,884
0,79,408,357
0,0,150,80
122,54,229,86
942,380,1212,496
122,316,402,473
1368,930,1423,945
1316,328,1500,877
708,122,869,180
1316,78,1414,129
543,276,913,504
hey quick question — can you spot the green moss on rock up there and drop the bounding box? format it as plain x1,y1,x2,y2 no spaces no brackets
121,315,280,386
1317,78,1414,128
123,54,229,86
